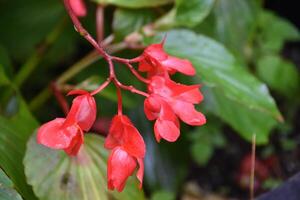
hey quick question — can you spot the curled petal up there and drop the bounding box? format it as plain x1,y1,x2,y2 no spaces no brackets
64,94,97,131
107,147,137,192
172,101,206,126
161,56,195,76
144,96,161,120
64,127,84,156
37,118,79,149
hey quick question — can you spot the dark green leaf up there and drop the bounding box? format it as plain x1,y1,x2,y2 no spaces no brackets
213,0,257,57
0,169,23,200
0,0,65,61
257,11,300,53
24,133,145,200
91,0,173,8
256,55,300,98
145,30,281,143
151,190,175,200
0,66,38,199
113,8,156,41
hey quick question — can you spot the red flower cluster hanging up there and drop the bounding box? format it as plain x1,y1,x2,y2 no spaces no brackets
37,0,206,193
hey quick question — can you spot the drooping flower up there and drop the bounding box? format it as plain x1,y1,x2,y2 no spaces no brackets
37,118,83,156
69,0,87,17
37,90,96,156
138,42,195,77
105,114,145,191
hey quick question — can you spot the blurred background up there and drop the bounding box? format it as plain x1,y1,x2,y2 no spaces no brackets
0,0,299,199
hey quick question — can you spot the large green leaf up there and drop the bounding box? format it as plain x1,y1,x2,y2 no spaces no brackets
91,0,173,8
155,0,214,28
256,55,300,98
113,8,156,41
257,11,300,53
144,30,281,143
213,0,257,58
0,169,23,200
0,64,38,199
24,133,145,200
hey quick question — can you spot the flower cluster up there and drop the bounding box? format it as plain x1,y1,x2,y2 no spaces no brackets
38,0,206,193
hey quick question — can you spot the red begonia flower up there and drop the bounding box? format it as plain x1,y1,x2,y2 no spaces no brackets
69,0,87,17
105,115,145,158
139,43,195,77
37,118,83,156
105,115,145,191
107,147,138,192
144,95,180,142
64,90,97,132
148,76,206,126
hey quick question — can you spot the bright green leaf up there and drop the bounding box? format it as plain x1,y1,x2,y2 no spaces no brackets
0,169,23,200
155,0,214,28
256,55,300,98
113,8,156,41
145,30,281,143
91,0,173,8
175,0,214,27
24,133,145,200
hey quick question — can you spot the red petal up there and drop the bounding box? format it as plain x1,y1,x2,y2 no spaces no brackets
138,60,153,72
161,56,195,76
37,118,79,149
144,43,168,61
105,115,146,158
154,118,180,142
144,96,161,120
67,89,89,96
69,0,87,17
64,94,97,131
64,128,84,156
172,101,206,126
107,147,137,192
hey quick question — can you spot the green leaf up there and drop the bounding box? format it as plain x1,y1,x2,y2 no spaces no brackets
113,8,156,41
213,0,257,57
0,0,64,61
145,30,281,143
91,0,173,8
175,0,214,27
0,66,38,199
257,11,300,53
151,190,175,200
155,0,214,28
256,55,300,98
0,169,23,200
189,121,226,165
24,133,145,200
